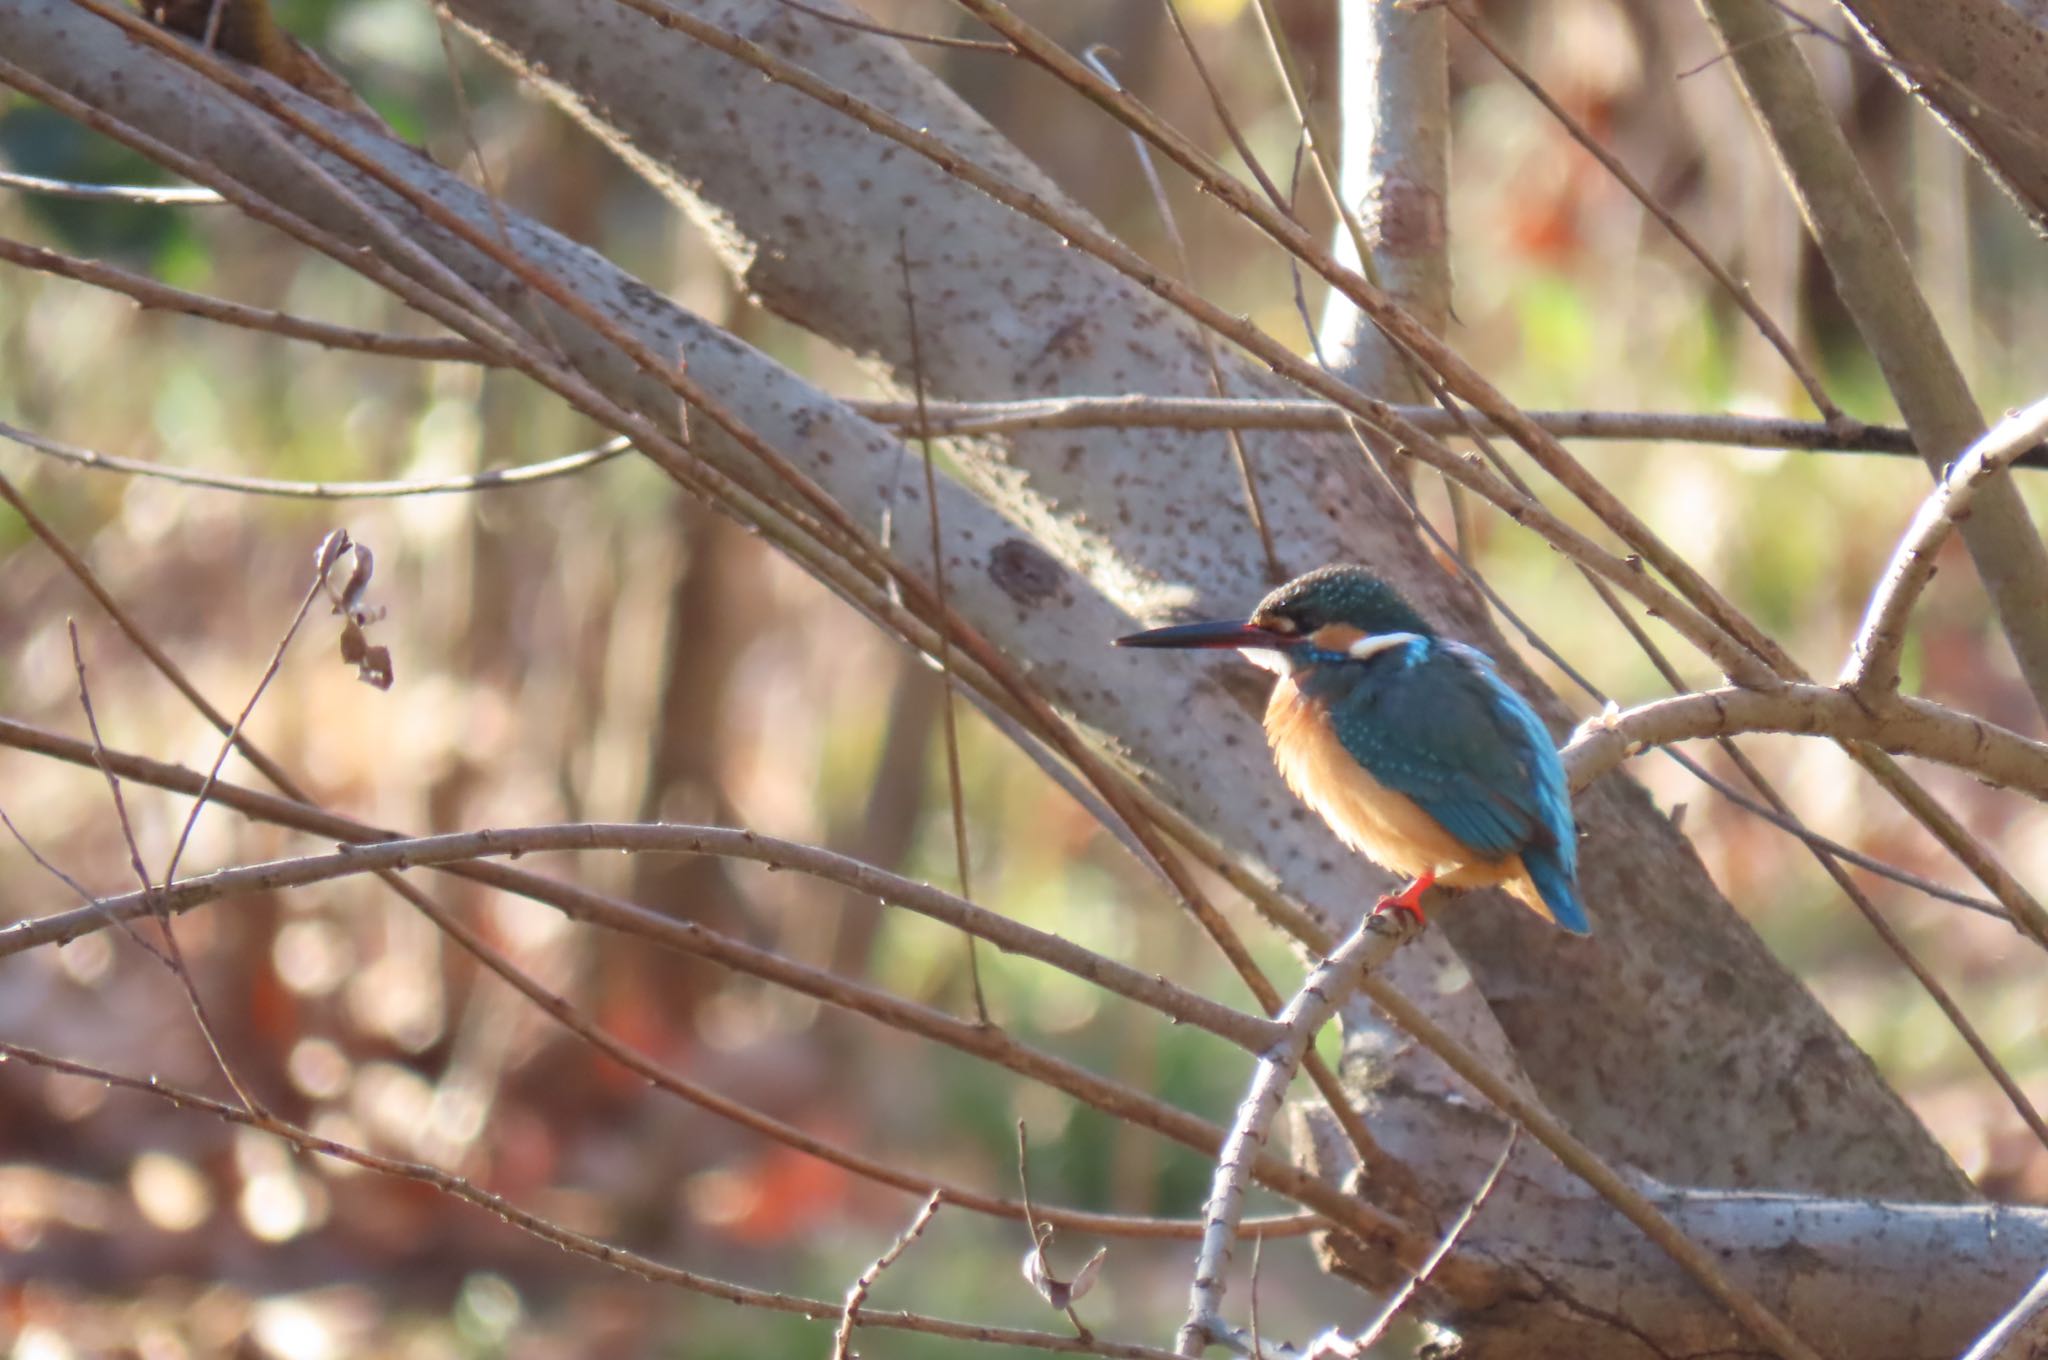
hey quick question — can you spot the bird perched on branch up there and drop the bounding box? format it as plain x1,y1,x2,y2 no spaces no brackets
1116,565,1589,934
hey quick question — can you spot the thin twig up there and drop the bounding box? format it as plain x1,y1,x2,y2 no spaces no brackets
155,542,334,890
0,234,490,360
1322,1127,1518,1356
0,1042,1181,1360
1080,46,1281,582
1245,0,1374,295
836,1192,946,1360
2,417,631,498
899,233,990,1026
0,801,97,906
1445,3,1840,421
1962,1265,2048,1360
2,823,1283,1051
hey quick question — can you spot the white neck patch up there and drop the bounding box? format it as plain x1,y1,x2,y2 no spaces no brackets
1346,631,1423,662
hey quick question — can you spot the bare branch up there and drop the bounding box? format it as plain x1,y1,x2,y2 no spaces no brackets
1697,0,2048,719
0,163,222,203
0,823,1285,1053
847,396,1924,453
837,1192,945,1360
899,237,990,1026
0,1043,1181,1360
1181,910,1422,1354
0,233,490,360
2,416,631,498
1565,685,2048,813
1843,393,2048,698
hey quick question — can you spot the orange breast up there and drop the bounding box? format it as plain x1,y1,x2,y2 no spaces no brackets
1264,677,1529,893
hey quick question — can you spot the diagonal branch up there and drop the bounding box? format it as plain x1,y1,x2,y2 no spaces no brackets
1843,393,2048,699
1180,911,1421,1354
0,232,489,360
1696,0,2048,721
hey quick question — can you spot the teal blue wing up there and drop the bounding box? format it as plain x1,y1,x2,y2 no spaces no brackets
1307,639,1567,864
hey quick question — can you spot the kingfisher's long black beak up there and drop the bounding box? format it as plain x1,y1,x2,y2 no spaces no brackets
1114,619,1283,650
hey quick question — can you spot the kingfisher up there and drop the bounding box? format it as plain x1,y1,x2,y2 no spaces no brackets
1116,565,1589,934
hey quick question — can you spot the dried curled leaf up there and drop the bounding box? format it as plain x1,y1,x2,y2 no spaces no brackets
314,528,353,581
1021,1224,1106,1312
323,530,393,689
338,619,394,691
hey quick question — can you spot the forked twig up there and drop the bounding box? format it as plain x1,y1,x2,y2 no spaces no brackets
836,1191,946,1359
67,621,258,1111
1179,909,1420,1355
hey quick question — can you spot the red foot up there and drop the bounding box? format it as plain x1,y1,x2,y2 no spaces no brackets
1371,872,1436,929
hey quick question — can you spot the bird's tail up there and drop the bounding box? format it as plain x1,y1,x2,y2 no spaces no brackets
1510,847,1591,935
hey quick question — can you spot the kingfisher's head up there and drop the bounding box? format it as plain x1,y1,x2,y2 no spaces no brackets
1116,565,1434,675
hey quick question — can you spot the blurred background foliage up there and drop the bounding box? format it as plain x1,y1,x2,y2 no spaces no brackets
1,0,2045,1355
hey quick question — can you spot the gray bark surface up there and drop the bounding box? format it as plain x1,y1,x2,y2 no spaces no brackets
1842,0,2048,230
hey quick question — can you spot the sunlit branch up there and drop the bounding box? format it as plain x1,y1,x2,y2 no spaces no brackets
1565,686,2048,807
1180,912,1419,1355
0,163,223,203
1843,393,2048,697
